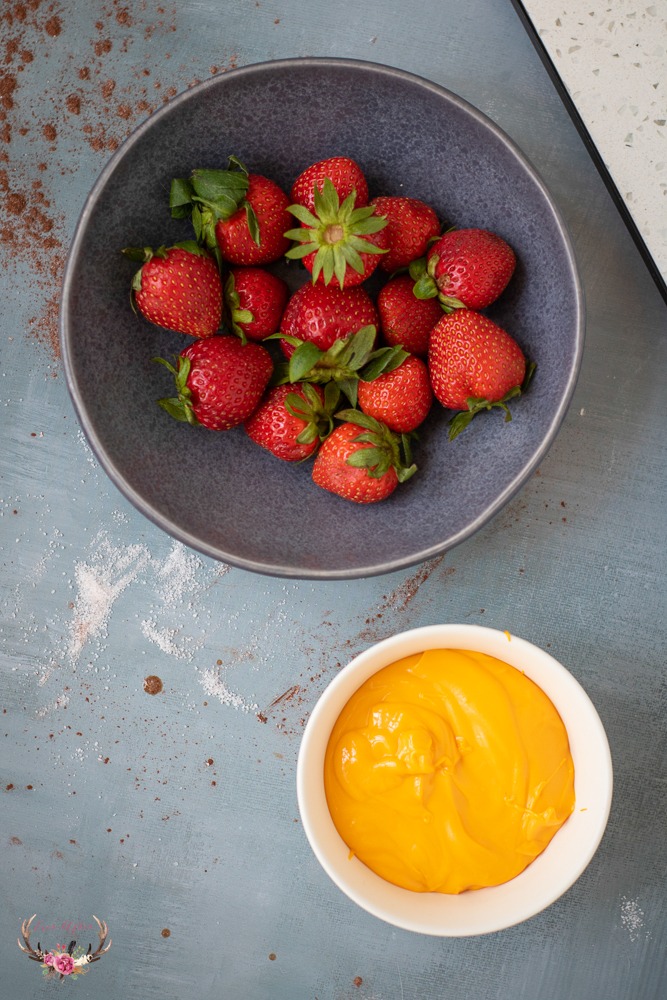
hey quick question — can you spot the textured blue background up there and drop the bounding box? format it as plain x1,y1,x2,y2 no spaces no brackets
1,1,665,998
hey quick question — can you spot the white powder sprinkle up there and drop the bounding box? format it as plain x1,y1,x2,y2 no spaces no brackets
66,534,151,664
198,667,257,713
620,896,645,941
35,693,70,717
140,618,202,661
155,542,203,607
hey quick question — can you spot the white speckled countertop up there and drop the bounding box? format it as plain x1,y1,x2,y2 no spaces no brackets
517,1,666,293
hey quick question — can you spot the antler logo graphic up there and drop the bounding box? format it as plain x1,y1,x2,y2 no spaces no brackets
18,915,111,980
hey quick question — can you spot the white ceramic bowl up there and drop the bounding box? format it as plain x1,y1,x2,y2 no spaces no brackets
297,624,613,936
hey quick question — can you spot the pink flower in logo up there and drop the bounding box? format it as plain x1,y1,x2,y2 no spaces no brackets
53,953,75,975
43,953,55,967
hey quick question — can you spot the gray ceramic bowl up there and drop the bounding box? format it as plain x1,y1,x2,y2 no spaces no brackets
61,58,584,579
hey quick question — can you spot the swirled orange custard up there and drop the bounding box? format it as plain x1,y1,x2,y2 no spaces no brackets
324,649,575,894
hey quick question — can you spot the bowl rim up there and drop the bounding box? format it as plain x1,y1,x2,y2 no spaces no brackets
60,57,585,580
296,624,613,936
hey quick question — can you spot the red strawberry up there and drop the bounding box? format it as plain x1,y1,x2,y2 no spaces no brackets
122,241,222,338
357,355,433,433
312,410,416,504
216,173,291,265
377,274,443,358
279,282,379,358
244,382,339,462
369,196,440,272
428,309,530,439
290,156,369,212
224,267,288,342
285,178,388,288
155,335,272,431
415,228,516,310
170,159,291,267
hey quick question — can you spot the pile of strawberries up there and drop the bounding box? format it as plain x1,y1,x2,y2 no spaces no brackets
123,156,533,504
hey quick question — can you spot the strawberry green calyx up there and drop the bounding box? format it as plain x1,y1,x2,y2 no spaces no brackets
223,271,253,343
335,408,417,483
170,156,255,267
287,382,341,448
448,360,537,441
409,256,463,312
284,178,388,286
272,326,408,407
153,355,201,426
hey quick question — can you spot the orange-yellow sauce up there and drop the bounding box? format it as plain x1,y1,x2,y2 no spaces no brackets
324,649,575,894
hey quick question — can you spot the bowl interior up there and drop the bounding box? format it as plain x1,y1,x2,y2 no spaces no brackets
296,625,612,936
61,59,583,578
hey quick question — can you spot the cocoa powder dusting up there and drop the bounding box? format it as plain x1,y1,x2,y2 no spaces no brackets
1,0,241,363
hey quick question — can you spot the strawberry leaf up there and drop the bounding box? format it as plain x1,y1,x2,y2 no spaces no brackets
412,272,439,300
244,201,261,246
171,240,208,256
448,409,475,441
337,378,358,407
288,341,324,382
408,257,427,280
190,168,249,216
346,446,385,473
334,408,384,433
359,346,408,381
154,355,200,426
121,246,155,263
284,241,318,260
283,227,317,244
169,178,195,218
438,294,466,310
286,205,320,228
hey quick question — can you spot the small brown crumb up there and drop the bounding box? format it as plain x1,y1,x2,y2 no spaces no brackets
143,675,163,695
161,928,171,938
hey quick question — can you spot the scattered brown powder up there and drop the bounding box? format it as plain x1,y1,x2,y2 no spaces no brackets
94,38,112,57
6,191,26,213
1,0,241,365
44,15,61,36
0,72,18,110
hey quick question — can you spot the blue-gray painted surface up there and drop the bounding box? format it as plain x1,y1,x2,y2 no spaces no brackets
1,2,665,998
